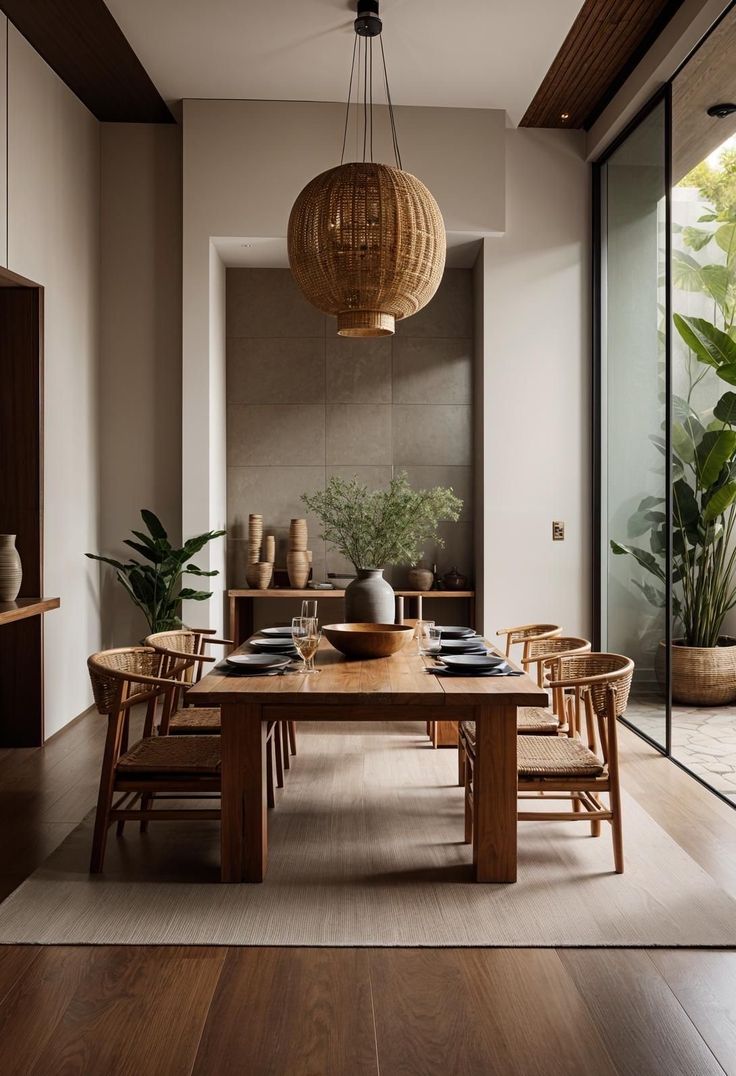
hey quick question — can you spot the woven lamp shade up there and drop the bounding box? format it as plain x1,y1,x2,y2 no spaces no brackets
288,162,446,337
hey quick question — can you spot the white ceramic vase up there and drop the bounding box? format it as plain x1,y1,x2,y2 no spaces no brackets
0,535,22,601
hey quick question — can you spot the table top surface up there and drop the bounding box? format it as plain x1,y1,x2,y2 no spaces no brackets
0,597,61,626
228,589,475,598
189,634,546,708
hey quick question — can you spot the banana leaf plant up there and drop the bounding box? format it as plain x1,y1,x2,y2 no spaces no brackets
86,509,225,632
612,193,736,648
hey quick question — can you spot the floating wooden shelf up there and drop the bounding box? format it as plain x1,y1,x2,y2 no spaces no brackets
0,596,60,627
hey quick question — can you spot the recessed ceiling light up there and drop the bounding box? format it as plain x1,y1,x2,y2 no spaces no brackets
561,113,569,120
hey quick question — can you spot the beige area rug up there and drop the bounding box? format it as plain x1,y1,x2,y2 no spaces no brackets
1,722,735,947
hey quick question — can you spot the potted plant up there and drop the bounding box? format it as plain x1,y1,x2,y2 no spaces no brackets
302,473,462,622
86,509,225,633
612,159,736,704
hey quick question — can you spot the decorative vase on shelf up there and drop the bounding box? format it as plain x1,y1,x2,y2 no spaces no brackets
408,565,434,592
287,551,310,589
345,568,395,623
0,535,22,601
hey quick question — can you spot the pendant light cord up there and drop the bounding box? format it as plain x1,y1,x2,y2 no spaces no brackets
339,15,402,170
339,33,358,166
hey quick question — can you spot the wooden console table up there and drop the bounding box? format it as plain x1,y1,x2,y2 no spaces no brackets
228,588,475,646
0,597,60,747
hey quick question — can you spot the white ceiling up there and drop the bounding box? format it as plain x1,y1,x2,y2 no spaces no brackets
105,0,585,126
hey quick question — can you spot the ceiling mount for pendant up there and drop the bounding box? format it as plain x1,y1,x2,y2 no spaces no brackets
287,0,446,338
355,0,382,38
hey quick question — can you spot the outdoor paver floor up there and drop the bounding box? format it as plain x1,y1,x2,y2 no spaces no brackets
627,694,736,804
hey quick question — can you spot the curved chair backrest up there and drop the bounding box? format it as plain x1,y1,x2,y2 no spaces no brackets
496,622,562,660
548,653,634,759
522,635,591,687
87,647,164,716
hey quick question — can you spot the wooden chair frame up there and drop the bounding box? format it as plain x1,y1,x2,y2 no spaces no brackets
496,622,562,663
146,630,295,797
88,647,221,874
462,654,633,874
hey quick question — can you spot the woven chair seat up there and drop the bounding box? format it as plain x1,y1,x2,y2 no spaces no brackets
117,735,221,776
517,736,604,779
169,706,221,734
517,706,558,733
460,707,558,748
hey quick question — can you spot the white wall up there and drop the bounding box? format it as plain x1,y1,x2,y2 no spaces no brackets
182,98,506,631
99,123,183,646
5,27,101,736
478,129,591,639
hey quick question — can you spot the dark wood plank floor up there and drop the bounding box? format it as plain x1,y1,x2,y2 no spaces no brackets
0,712,735,1074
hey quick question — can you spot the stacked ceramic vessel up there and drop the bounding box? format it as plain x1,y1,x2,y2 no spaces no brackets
287,518,311,588
245,513,274,589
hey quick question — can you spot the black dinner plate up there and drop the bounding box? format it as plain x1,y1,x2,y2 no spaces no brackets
226,653,291,673
438,637,487,653
435,625,475,639
249,638,299,654
439,653,507,671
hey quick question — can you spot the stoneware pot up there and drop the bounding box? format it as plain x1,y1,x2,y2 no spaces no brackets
287,551,310,589
408,566,434,592
345,568,395,623
0,535,22,601
442,566,468,591
656,637,736,706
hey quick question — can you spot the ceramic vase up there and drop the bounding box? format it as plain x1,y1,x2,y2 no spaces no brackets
287,551,310,589
0,535,22,601
408,565,434,592
345,568,395,624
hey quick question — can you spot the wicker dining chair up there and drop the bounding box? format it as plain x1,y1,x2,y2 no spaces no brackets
496,622,562,662
460,653,634,873
145,629,283,795
457,635,594,783
87,647,222,873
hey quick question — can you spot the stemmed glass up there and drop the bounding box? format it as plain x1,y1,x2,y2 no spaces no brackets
292,616,321,674
301,600,318,619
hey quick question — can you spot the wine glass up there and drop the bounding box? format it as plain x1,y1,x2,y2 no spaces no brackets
292,616,321,674
301,600,318,620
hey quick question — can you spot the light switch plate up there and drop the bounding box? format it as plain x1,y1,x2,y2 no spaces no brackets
552,521,565,541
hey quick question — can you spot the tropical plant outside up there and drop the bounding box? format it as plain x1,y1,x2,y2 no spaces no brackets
86,509,225,632
302,472,462,571
612,140,736,648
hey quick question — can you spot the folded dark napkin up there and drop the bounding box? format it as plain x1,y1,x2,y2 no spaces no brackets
429,666,523,677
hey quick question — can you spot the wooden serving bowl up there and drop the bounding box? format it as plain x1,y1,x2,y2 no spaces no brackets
323,623,414,659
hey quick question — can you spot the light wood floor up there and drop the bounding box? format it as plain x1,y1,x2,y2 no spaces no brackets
0,712,735,1075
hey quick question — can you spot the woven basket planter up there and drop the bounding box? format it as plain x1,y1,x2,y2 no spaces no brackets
656,638,736,706
288,162,446,337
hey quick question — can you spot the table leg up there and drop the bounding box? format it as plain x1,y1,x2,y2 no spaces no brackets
473,702,517,882
220,701,268,882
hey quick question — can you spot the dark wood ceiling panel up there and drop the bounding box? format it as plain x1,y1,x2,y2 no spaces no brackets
521,0,687,130
0,0,174,123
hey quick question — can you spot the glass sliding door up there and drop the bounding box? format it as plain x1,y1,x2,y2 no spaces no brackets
596,95,670,748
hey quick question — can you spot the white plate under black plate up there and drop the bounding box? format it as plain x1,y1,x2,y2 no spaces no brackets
226,653,291,672
439,653,508,671
435,625,475,639
259,626,296,637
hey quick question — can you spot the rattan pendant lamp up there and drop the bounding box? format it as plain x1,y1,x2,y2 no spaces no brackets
287,1,446,337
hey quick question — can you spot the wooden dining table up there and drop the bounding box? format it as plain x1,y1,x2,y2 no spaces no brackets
188,635,547,884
